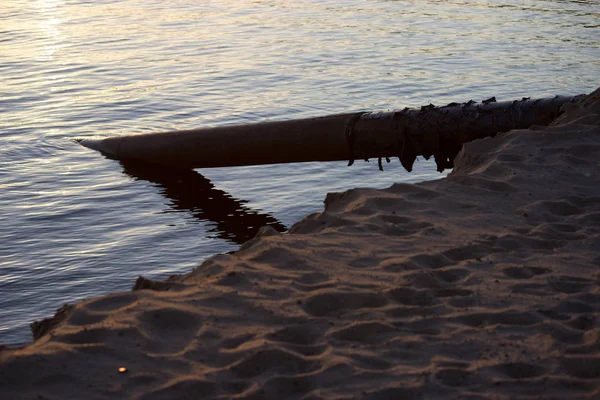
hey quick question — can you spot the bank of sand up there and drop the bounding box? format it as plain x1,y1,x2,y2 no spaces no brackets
1,88,599,399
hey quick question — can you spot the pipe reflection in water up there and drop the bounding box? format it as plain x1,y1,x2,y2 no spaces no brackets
119,160,286,244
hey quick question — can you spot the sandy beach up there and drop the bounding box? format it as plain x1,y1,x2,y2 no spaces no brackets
1,87,599,399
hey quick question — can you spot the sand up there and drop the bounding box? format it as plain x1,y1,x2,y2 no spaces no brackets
1,88,599,399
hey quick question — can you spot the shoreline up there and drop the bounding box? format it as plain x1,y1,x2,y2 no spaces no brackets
1,88,599,399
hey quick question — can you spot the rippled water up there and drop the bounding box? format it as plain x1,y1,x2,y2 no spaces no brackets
1,0,598,346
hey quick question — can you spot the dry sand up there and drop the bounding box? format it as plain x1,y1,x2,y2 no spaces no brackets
1,88,599,399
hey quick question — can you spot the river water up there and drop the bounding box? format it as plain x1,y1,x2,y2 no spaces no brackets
1,0,598,346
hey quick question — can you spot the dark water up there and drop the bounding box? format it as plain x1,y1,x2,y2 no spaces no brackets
1,0,598,346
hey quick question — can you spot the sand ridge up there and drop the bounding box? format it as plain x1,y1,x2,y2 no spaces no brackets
1,88,599,399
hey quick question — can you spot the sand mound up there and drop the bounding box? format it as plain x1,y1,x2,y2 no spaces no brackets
1,88,599,399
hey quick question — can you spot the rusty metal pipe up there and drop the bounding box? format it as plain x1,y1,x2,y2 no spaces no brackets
78,94,584,172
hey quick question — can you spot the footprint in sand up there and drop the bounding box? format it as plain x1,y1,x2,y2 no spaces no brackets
501,266,551,279
435,368,479,387
228,348,319,379
562,356,600,379
403,267,471,289
138,307,203,354
267,324,323,346
495,362,547,379
387,287,438,306
303,291,388,317
329,321,398,344
548,275,595,294
266,325,329,356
